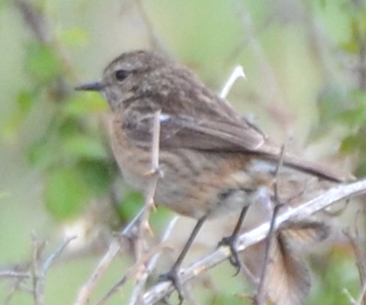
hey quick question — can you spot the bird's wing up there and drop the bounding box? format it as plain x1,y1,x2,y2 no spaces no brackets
122,110,266,152
121,109,345,182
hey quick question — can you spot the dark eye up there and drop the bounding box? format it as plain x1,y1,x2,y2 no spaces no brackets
115,69,129,81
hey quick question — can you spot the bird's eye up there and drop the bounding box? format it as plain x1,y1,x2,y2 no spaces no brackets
115,69,129,81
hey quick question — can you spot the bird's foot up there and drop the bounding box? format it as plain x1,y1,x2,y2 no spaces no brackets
159,268,184,304
218,234,241,276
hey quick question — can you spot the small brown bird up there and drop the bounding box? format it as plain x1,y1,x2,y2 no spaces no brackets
76,50,344,298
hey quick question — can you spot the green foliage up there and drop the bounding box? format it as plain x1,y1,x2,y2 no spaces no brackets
2,0,366,304
45,167,89,220
62,95,107,117
3,89,37,139
0,0,12,12
311,1,366,178
1,3,121,222
308,249,359,305
25,42,62,82
61,132,108,160
59,27,89,49
78,159,117,196
118,191,145,220
30,99,118,220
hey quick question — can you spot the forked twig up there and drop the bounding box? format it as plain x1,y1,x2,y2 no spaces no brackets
220,66,246,99
253,194,283,305
143,179,366,304
74,111,162,305
127,217,179,305
135,110,162,256
344,213,366,305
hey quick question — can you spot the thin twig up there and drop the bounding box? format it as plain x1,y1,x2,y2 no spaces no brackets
135,0,164,51
343,288,357,305
356,281,366,305
135,110,161,259
142,178,366,304
273,144,286,202
29,236,75,305
42,236,76,274
93,218,179,305
231,0,284,109
220,65,246,99
0,271,30,279
75,111,162,305
73,208,147,305
16,1,51,44
130,110,162,302
74,200,153,305
253,144,286,304
16,1,77,80
74,240,122,305
31,236,46,305
127,216,179,305
254,202,282,305
94,240,170,305
344,214,366,305
94,276,127,305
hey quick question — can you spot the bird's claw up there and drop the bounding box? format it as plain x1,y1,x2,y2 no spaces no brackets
159,268,184,304
218,235,241,276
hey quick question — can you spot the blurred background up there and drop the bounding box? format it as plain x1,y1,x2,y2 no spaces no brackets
1,0,366,304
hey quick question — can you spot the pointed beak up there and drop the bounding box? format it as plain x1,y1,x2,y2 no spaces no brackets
75,81,104,91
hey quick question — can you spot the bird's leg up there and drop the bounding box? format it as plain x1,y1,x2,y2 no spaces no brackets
218,206,249,275
159,215,207,303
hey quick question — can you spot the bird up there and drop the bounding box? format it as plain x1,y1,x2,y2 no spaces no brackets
76,50,345,301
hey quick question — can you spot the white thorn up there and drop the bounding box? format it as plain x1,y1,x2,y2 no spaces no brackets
220,65,246,99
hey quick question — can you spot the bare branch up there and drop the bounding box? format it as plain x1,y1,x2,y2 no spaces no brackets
127,217,179,305
254,201,283,305
135,109,161,258
43,236,76,274
356,281,366,305
135,0,165,52
73,240,121,305
344,214,366,305
75,111,162,305
0,271,30,279
31,236,46,305
143,179,366,304
220,66,246,99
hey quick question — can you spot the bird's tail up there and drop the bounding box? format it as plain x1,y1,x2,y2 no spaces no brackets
258,145,350,183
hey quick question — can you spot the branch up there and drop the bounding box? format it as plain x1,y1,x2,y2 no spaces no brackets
74,111,162,305
143,178,366,304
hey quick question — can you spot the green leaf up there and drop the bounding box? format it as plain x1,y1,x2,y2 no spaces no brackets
62,95,107,117
25,43,62,82
341,40,359,53
44,168,89,220
355,158,366,177
62,133,109,160
118,191,144,219
338,107,366,126
117,190,171,231
340,135,360,153
58,117,81,137
59,27,89,48
17,90,35,111
310,82,348,139
78,160,117,196
3,90,37,140
28,138,58,167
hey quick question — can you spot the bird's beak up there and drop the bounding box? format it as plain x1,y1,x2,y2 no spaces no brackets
75,81,104,91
